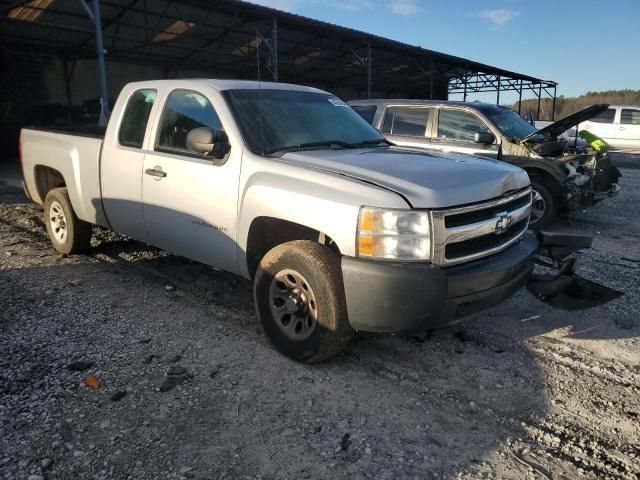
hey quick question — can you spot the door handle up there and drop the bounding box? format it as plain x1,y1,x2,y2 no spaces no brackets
145,166,166,179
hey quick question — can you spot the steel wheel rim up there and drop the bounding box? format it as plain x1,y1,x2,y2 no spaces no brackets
530,190,546,224
49,201,67,244
269,269,318,341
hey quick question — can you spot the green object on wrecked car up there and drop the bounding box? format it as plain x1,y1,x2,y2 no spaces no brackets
579,129,608,153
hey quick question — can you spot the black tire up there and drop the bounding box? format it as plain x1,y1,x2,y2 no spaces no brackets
44,187,92,254
254,240,354,363
529,180,557,229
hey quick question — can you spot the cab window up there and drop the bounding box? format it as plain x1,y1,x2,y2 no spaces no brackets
118,89,156,148
621,109,640,125
156,90,223,155
437,109,489,142
384,107,431,137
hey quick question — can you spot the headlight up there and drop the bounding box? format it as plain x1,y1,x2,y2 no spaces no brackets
356,207,431,261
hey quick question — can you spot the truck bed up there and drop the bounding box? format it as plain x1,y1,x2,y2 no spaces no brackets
20,127,108,227
23,124,106,139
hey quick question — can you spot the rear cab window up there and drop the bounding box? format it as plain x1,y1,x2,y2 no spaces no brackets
590,108,616,124
436,109,490,142
156,89,224,157
118,89,157,148
351,105,377,124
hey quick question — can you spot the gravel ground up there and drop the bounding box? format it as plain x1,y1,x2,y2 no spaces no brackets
1,154,639,480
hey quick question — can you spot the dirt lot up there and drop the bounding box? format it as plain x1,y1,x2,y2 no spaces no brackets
1,154,639,480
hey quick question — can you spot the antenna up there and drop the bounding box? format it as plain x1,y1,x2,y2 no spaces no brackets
256,36,265,156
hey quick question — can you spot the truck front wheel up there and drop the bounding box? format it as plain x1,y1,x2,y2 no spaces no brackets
254,240,354,363
529,180,557,229
44,188,92,254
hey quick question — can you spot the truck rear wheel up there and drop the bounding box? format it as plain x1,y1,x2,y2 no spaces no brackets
44,188,92,254
253,240,354,363
529,180,557,229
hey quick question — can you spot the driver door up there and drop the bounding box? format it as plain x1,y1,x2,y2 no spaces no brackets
142,89,241,274
430,108,499,159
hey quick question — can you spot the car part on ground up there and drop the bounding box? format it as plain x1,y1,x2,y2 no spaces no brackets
527,231,623,310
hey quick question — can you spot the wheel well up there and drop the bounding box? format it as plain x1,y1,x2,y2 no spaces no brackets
34,165,66,203
246,217,340,278
524,168,561,196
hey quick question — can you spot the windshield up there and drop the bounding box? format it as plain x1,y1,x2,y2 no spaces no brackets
479,106,539,140
223,89,385,155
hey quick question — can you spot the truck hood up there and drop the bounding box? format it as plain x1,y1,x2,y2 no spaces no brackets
522,104,609,142
278,146,530,209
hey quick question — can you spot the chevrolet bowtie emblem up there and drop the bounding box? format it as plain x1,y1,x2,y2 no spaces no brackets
495,211,512,234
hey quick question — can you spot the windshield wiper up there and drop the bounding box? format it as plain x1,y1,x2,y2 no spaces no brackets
265,140,355,156
349,138,389,147
265,138,389,156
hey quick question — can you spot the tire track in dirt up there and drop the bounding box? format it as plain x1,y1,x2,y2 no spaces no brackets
524,417,640,479
522,338,639,479
360,329,640,479
526,336,640,389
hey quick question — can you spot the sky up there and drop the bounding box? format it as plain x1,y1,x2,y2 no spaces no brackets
250,0,640,104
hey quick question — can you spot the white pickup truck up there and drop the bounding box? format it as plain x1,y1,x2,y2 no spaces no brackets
19,79,619,362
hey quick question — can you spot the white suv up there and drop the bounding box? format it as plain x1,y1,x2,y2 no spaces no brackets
579,105,640,152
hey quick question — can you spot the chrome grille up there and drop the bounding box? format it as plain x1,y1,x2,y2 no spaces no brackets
430,187,532,266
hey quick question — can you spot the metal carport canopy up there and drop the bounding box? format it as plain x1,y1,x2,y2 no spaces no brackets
0,0,557,116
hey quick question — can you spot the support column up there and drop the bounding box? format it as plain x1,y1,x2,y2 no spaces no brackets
551,85,557,121
518,80,523,114
496,75,501,105
536,83,542,120
271,17,278,82
366,41,372,99
463,76,467,102
91,0,110,126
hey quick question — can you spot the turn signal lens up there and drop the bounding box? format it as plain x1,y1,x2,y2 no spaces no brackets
357,207,431,261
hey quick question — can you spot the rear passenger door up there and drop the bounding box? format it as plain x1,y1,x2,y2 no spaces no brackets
380,106,433,149
101,87,157,241
430,108,499,158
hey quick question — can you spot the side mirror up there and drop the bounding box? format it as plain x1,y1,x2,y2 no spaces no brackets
474,132,495,145
186,127,230,159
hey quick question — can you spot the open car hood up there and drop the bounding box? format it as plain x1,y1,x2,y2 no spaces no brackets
522,104,609,142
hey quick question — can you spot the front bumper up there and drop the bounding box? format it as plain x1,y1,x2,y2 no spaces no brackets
341,233,538,333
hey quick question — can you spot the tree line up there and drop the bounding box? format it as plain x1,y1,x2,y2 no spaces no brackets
509,89,640,121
